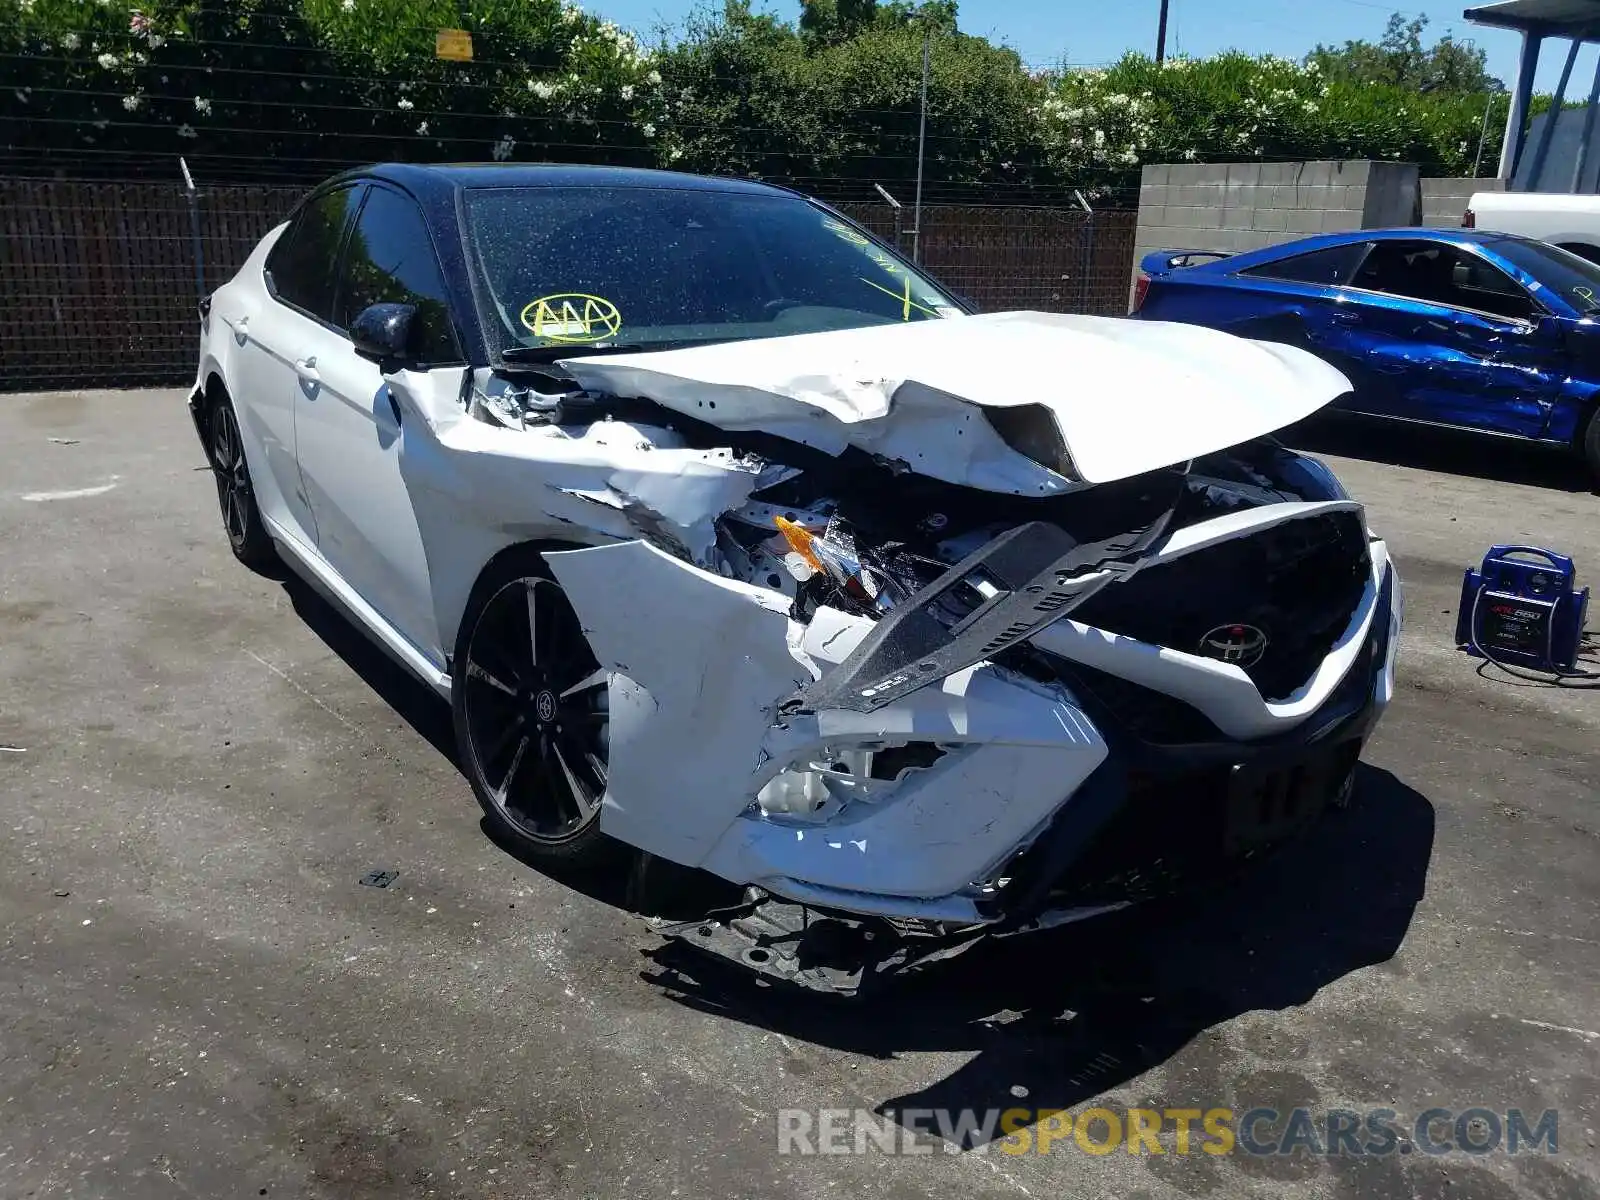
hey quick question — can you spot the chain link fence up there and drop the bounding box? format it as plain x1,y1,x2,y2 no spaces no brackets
0,175,1138,392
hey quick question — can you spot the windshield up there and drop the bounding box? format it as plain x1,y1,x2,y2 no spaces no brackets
1487,236,1600,313
461,185,962,359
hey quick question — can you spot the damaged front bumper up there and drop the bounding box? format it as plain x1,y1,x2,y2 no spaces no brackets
648,563,1398,995
546,496,1402,991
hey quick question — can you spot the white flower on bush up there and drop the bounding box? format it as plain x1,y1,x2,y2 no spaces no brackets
148,33,163,47
177,123,196,138
1092,129,1105,147
560,3,582,24
492,133,516,161
641,122,656,138
194,96,211,114
620,84,634,100
122,93,141,111
1182,147,1198,160
63,33,81,50
527,79,556,99
1120,148,1139,165
398,98,414,110
417,121,429,135
342,0,355,9
97,52,118,69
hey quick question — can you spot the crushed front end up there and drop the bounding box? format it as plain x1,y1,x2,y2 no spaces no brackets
536,425,1400,993
460,314,1400,993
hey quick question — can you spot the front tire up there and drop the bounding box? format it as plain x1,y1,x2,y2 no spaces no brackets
208,393,277,571
451,547,617,871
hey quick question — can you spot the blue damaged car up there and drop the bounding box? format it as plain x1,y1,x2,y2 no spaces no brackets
1131,227,1600,481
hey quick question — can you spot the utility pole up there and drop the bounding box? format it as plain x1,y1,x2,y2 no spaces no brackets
1155,0,1169,64
912,23,930,264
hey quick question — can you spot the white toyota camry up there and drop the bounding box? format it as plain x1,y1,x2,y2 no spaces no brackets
192,163,1401,991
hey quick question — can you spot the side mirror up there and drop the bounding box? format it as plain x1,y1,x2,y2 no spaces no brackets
350,302,418,364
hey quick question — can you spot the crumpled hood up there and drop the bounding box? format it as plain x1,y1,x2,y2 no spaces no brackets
557,310,1352,492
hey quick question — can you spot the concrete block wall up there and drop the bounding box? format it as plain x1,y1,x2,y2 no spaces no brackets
1421,176,1503,226
1131,160,1421,305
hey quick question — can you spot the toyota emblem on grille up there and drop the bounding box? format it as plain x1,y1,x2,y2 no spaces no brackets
1198,624,1269,667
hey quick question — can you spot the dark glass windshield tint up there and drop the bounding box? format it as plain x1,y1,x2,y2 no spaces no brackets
1486,237,1600,313
461,186,960,357
268,185,361,321
337,186,461,363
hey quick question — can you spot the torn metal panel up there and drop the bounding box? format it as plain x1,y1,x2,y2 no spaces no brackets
542,539,813,867
558,311,1354,489
544,539,1109,900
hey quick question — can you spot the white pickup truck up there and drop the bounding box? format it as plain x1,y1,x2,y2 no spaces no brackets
1464,191,1600,263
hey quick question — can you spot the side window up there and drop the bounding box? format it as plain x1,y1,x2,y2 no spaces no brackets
1351,241,1535,321
335,186,460,364
1239,243,1368,287
266,185,362,321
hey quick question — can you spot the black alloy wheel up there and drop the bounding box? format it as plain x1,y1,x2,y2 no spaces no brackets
454,563,613,865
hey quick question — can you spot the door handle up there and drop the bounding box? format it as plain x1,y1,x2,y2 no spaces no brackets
294,356,319,381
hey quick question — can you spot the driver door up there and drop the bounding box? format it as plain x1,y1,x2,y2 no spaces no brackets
1341,240,1560,437
292,183,467,666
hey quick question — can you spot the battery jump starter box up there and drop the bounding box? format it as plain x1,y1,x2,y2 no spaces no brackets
1455,546,1589,673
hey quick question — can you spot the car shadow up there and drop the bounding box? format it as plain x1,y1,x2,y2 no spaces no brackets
639,763,1435,1149
1287,414,1597,494
278,571,459,764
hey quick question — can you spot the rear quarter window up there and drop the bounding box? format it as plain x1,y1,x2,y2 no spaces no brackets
1237,243,1370,287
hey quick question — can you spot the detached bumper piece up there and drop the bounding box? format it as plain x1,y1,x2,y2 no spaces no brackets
651,896,987,997
790,509,1175,715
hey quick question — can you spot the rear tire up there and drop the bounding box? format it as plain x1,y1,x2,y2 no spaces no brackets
451,546,620,873
208,392,277,571
1582,405,1600,486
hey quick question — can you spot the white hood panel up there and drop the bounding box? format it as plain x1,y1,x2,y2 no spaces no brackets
559,311,1353,490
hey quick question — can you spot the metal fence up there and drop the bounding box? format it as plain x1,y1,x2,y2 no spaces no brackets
0,177,1139,392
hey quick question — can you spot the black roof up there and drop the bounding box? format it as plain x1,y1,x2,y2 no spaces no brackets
340,161,803,202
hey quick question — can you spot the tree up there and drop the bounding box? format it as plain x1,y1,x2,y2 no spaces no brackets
1307,13,1503,95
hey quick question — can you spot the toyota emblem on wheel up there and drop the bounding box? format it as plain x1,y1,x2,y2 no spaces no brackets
1198,623,1269,667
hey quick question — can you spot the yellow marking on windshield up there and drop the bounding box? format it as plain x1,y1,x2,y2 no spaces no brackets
519,293,622,343
858,275,939,320
822,218,872,247
1574,285,1596,306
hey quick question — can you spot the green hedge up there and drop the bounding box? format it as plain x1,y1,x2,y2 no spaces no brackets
0,0,1519,198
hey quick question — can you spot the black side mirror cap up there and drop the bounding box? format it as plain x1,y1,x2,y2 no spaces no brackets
350,302,418,364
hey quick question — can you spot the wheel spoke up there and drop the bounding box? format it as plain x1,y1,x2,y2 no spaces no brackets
559,727,606,788
479,712,525,770
558,667,607,700
524,579,541,667
466,659,518,697
493,733,532,802
550,737,597,817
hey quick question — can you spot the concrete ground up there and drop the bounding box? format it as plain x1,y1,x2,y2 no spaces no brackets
1,389,1597,1200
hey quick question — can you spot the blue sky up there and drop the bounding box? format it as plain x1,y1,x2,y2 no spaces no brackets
605,0,1593,93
